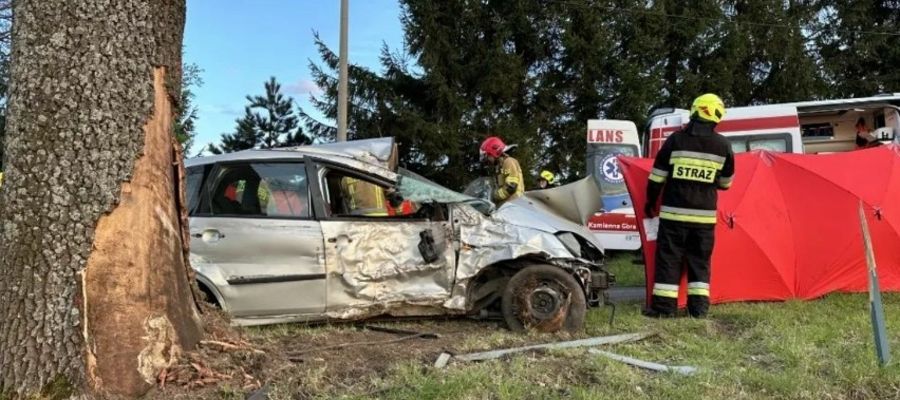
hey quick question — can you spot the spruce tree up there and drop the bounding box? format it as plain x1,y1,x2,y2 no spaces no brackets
249,77,302,148
174,61,202,154
300,0,890,190
209,77,311,153
208,107,261,154
816,0,900,96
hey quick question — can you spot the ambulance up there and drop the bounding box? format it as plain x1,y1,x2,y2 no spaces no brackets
585,120,643,250
587,94,900,250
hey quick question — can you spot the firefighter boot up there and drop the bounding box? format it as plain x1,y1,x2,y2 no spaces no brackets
687,295,709,318
642,307,675,319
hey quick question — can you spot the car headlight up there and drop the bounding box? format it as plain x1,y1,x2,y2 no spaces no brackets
556,232,582,258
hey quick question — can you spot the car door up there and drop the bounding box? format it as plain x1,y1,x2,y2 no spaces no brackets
310,162,456,318
189,160,327,318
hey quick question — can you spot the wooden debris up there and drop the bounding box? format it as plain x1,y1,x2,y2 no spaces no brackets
434,352,452,368
200,339,266,354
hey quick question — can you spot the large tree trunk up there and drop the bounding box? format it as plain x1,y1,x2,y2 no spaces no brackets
0,0,202,397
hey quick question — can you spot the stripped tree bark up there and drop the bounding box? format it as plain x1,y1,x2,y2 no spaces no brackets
0,0,202,397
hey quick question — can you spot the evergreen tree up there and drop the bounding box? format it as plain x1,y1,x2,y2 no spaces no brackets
207,107,261,154
249,77,304,148
301,0,887,190
209,77,310,154
304,2,563,189
174,61,203,154
816,0,900,96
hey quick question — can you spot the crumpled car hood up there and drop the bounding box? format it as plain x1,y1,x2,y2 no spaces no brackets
493,197,605,252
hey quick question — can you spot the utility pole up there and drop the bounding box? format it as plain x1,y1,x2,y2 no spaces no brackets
336,0,349,142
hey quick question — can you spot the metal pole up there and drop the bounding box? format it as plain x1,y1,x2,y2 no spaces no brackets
336,0,349,142
859,201,891,367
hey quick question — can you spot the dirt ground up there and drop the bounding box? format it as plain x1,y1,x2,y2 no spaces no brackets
148,310,575,400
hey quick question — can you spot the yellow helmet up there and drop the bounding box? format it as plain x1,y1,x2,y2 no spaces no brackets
690,93,726,124
540,170,555,183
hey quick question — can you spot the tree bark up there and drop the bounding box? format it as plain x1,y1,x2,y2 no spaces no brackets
0,0,202,397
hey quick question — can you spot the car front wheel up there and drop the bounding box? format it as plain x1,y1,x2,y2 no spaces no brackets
501,264,587,333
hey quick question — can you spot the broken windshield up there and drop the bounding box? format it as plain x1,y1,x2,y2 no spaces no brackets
397,169,493,213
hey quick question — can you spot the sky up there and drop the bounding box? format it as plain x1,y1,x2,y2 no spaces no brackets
184,0,405,153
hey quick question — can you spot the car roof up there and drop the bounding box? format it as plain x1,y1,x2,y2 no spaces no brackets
185,147,399,182
184,149,305,167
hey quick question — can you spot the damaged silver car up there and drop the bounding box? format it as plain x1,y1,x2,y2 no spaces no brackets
185,138,612,332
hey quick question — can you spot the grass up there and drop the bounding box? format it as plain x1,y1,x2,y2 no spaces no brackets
285,293,900,400
605,251,646,287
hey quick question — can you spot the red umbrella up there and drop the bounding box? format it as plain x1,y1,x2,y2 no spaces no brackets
620,144,900,306
772,146,900,299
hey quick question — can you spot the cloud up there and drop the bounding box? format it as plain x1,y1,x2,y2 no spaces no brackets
285,79,323,96
206,104,243,116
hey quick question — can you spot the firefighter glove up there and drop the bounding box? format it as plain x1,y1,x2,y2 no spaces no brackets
504,181,519,196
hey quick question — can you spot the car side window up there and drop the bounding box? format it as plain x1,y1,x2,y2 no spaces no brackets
321,169,419,218
208,163,310,218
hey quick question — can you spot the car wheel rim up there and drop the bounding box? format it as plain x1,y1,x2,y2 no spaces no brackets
530,286,562,319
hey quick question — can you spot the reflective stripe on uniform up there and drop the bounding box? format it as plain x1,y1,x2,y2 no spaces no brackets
670,157,724,170
718,175,733,188
649,168,668,183
671,151,725,164
688,282,710,297
661,206,716,216
659,206,717,224
652,283,679,298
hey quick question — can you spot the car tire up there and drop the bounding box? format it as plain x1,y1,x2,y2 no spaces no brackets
501,264,587,333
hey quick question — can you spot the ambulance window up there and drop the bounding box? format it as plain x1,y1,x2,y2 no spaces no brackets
801,123,833,138
749,138,788,152
587,144,639,196
728,134,791,154
875,113,886,129
730,141,748,153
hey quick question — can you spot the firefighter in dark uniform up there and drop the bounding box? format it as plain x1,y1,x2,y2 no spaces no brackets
643,93,735,318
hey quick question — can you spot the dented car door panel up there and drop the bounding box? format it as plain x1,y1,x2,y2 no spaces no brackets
310,161,459,319
319,220,457,319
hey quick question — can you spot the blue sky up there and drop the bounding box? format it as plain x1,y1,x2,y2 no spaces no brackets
184,0,405,153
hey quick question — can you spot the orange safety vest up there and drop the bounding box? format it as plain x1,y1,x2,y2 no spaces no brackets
385,199,414,216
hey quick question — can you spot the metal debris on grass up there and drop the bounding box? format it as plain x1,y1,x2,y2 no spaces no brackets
435,332,655,367
588,348,698,375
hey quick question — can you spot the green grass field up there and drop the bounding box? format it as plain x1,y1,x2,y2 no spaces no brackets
314,294,900,400
148,250,900,400
604,251,646,287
